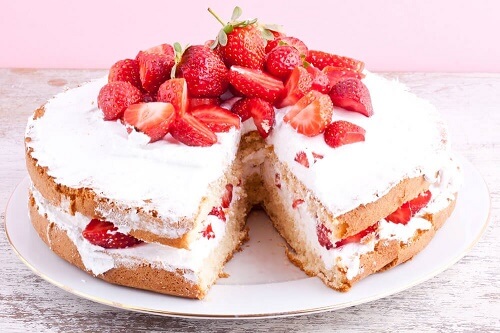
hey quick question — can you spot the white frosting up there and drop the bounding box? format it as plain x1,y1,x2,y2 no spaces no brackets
26,77,240,237
31,186,230,281
268,72,450,217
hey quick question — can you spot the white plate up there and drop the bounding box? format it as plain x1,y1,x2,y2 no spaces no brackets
5,155,490,319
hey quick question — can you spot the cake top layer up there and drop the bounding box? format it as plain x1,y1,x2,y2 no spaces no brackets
269,72,450,217
26,77,240,223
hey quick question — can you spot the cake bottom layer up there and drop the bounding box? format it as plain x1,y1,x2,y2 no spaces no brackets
29,187,249,299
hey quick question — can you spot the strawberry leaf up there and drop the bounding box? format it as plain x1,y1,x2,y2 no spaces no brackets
231,6,242,21
218,29,228,46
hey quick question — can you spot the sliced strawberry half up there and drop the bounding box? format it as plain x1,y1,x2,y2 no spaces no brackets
138,53,174,94
169,112,217,147
123,102,175,142
335,222,378,248
108,59,142,90
306,50,364,72
190,105,240,133
222,184,234,209
294,151,310,168
98,81,143,121
324,120,366,148
82,219,143,249
322,66,364,87
386,190,433,224
136,43,174,63
276,66,313,108
385,204,412,224
228,66,284,103
283,91,333,137
248,98,276,138
407,190,432,214
156,78,188,116
329,78,373,117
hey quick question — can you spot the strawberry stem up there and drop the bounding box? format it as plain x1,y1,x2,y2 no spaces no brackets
208,8,226,26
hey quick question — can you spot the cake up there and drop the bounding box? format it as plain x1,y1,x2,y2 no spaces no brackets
24,7,461,299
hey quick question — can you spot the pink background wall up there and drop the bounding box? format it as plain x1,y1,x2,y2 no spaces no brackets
1,0,497,71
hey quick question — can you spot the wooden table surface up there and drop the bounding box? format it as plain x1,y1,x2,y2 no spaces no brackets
0,69,498,332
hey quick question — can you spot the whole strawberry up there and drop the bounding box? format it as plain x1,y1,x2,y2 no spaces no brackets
176,45,228,98
97,81,143,120
209,7,272,69
108,59,142,90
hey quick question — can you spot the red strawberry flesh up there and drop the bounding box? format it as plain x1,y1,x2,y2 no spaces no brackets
123,102,176,142
190,105,241,133
283,91,333,137
156,78,188,116
306,50,364,72
324,120,366,148
228,66,284,103
169,112,217,147
82,219,143,249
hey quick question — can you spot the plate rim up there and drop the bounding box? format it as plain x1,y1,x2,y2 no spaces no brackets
4,155,492,319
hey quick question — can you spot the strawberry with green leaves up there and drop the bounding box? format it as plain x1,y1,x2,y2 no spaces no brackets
209,7,274,69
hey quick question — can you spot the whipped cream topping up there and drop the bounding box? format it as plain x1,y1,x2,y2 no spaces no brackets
268,72,450,217
31,186,230,280
26,77,240,225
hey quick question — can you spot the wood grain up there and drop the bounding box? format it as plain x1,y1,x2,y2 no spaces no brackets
1,69,498,332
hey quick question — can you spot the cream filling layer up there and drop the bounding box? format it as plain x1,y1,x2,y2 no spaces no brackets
31,186,235,281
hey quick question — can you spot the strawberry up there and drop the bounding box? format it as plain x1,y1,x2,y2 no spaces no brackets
335,223,378,248
292,199,304,209
97,81,143,120
208,7,268,69
283,91,333,137
305,65,331,94
312,152,324,163
306,50,364,72
138,53,174,94
189,97,220,108
82,219,143,249
324,120,366,148
275,173,281,189
265,45,301,79
266,36,309,57
276,66,313,108
176,45,228,97
169,112,217,147
230,98,252,121
385,205,412,224
201,223,216,239
407,190,432,214
329,78,373,117
156,78,188,116
208,206,226,222
322,66,364,86
190,105,241,132
386,190,433,224
231,97,275,138
316,224,334,250
222,184,234,208
294,151,310,168
123,102,175,142
228,66,284,103
136,43,174,63
108,59,142,90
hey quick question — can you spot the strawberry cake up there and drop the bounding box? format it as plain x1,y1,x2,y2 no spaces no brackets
25,7,461,299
